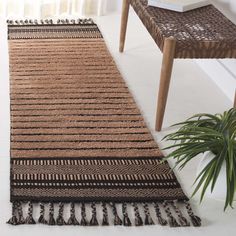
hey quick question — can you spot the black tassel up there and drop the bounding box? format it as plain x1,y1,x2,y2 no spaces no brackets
171,201,190,227
25,202,36,224
89,203,99,226
7,202,19,225
56,202,66,226
122,203,132,226
102,203,109,226
143,203,154,225
7,20,14,25
162,201,180,227
154,203,167,226
190,215,202,227
38,203,47,224
184,201,201,227
67,202,79,225
17,202,25,224
80,203,88,226
48,203,56,225
132,203,143,226
111,203,122,225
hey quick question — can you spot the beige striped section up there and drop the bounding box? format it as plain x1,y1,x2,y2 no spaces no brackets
9,37,162,159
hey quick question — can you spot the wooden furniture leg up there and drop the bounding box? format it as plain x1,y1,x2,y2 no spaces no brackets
119,0,130,52
155,37,176,131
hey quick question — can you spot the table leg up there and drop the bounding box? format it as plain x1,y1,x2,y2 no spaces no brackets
119,0,130,52
155,37,176,131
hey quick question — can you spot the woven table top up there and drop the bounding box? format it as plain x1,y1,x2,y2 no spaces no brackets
131,0,236,58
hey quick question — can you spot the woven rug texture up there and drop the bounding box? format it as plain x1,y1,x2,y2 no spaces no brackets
7,19,201,227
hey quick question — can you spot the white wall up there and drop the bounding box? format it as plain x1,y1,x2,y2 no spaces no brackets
196,0,236,103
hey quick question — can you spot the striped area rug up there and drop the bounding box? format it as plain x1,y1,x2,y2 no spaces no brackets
7,19,200,227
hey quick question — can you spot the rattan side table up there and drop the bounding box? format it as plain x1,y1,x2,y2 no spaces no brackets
119,0,236,131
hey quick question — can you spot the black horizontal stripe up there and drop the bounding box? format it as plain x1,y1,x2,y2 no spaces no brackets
11,107,136,111
11,156,163,162
12,139,154,143
11,114,141,117
11,178,177,184
10,70,120,76
11,147,157,151
10,195,189,204
11,126,146,129
11,183,180,189
11,81,124,84
11,119,143,123
11,97,130,100
11,132,150,136
11,184,180,190
11,102,134,106
11,91,129,95
11,86,127,89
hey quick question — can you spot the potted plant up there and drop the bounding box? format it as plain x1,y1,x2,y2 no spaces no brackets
163,108,236,210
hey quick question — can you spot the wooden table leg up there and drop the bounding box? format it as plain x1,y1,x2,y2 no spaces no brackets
119,0,130,53
155,37,176,131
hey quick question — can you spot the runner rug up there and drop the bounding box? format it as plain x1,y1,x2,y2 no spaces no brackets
7,19,201,227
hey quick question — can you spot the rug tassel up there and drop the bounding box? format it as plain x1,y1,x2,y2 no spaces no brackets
162,201,180,227
7,18,94,26
122,203,132,226
48,203,56,225
7,202,19,225
102,203,109,226
16,201,25,224
67,202,79,225
132,203,143,226
184,201,201,227
80,203,88,226
171,201,190,227
110,203,122,226
38,203,47,224
154,203,167,226
25,202,36,224
143,203,154,225
90,203,99,226
56,202,66,226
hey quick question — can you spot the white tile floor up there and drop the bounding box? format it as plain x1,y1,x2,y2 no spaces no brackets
0,11,235,236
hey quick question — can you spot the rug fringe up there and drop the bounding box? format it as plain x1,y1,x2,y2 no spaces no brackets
25,202,36,224
7,200,201,227
80,203,88,226
102,203,109,226
48,203,56,225
67,202,79,225
38,203,47,224
56,202,66,226
7,18,94,26
132,203,143,226
143,203,155,225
